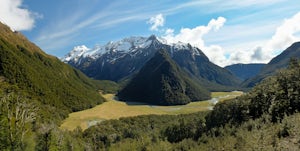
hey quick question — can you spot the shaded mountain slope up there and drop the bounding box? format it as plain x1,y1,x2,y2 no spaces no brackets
0,23,104,122
242,42,300,87
225,63,266,80
117,50,211,105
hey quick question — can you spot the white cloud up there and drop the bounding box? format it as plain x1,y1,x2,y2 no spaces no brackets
164,16,226,46
165,28,174,35
204,45,229,66
208,17,226,31
229,51,251,63
163,17,227,65
147,14,165,31
163,11,300,67
251,47,265,61
226,46,272,66
264,12,300,52
0,0,40,31
228,11,300,66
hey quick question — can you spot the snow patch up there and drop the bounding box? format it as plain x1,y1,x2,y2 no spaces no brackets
63,45,90,62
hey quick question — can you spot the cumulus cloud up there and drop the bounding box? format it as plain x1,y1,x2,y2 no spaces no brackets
165,28,174,35
156,12,300,67
164,17,226,48
204,45,229,66
147,14,165,31
230,51,251,63
0,0,40,31
228,11,300,66
225,46,267,65
163,17,227,65
160,16,280,66
264,12,300,52
251,47,268,61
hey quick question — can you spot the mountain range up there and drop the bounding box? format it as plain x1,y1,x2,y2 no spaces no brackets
63,35,300,90
62,35,241,91
225,63,266,81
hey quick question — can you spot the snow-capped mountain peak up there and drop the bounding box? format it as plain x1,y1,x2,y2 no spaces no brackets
63,45,90,62
61,35,203,65
62,36,156,63
61,35,240,87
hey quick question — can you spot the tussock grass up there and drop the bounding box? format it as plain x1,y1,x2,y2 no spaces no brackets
61,92,242,130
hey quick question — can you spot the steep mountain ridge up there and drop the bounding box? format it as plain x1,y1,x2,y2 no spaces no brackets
62,35,241,88
0,23,104,122
242,42,300,87
117,50,211,105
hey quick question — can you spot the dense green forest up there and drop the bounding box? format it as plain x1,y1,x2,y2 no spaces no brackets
117,50,210,105
1,58,300,150
0,22,105,150
0,23,105,125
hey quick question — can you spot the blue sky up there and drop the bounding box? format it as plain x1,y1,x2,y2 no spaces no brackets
1,0,300,66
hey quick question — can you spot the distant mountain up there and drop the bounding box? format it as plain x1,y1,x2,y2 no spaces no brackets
62,35,241,88
0,23,104,122
242,42,300,87
225,63,266,81
117,50,211,105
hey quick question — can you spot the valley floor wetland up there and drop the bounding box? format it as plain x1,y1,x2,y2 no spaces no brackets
60,91,243,130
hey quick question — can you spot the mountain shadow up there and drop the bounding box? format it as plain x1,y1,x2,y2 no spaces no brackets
117,49,211,105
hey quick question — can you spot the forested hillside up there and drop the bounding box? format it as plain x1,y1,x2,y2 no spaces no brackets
2,59,296,150
0,23,105,123
117,50,210,105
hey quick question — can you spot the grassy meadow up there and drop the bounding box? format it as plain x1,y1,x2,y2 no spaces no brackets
60,91,243,130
